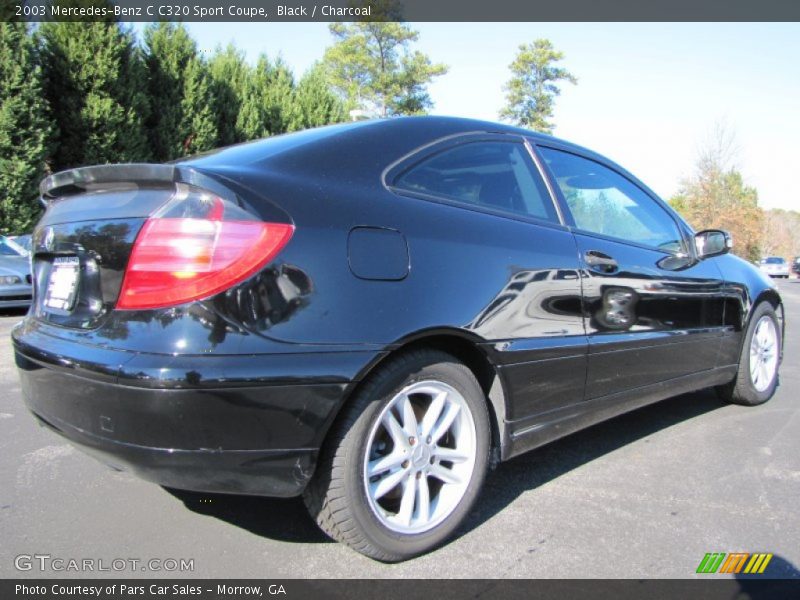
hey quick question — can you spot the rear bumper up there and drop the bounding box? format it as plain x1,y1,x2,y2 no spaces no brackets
13,321,383,497
31,411,318,497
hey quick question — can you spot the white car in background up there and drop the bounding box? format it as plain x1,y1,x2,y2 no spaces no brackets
759,256,790,278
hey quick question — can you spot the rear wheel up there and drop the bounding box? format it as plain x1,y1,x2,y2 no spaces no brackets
303,349,490,561
716,302,781,406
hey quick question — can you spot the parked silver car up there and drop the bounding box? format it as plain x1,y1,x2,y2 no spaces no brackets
759,256,790,278
0,236,32,308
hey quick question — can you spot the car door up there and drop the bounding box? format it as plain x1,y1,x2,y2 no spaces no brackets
535,143,727,400
387,134,587,422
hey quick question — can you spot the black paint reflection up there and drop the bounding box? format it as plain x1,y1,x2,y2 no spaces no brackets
32,219,140,329
212,263,313,336
467,268,584,339
656,253,695,272
94,263,313,350
582,269,726,333
592,286,638,331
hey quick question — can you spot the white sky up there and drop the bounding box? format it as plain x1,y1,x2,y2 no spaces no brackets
133,22,800,211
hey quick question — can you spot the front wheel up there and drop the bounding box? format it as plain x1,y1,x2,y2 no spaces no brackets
303,350,491,561
717,302,781,406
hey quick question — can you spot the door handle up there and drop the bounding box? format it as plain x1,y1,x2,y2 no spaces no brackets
585,250,618,273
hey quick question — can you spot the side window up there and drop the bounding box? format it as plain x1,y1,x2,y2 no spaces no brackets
393,141,559,223
539,147,684,253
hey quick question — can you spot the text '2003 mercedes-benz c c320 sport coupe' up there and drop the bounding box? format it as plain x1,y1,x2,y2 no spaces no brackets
14,117,783,561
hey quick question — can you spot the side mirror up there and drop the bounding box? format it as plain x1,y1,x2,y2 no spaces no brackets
695,229,732,259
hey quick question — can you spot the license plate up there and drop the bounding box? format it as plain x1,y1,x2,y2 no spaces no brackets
44,257,80,311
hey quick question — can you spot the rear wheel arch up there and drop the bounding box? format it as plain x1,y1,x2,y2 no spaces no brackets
333,330,508,464
305,346,493,560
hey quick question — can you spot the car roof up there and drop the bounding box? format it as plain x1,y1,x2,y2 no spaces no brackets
182,115,673,226
183,115,612,174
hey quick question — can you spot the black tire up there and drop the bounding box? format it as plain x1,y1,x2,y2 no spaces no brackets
303,349,491,562
716,302,781,406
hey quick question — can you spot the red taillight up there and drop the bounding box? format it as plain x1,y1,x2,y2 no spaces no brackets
117,191,293,310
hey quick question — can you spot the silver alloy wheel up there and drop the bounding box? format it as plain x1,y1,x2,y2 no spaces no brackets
363,380,478,534
749,315,779,392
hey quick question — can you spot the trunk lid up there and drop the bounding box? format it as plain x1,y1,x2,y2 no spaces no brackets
31,163,250,329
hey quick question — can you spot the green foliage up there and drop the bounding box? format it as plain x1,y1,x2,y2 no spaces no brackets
208,44,249,146
568,190,649,242
260,57,299,136
499,39,577,134
238,59,346,136
41,8,150,169
181,57,218,154
0,22,54,233
322,18,447,116
0,2,17,22
670,162,763,262
144,22,216,161
291,64,347,130
237,55,298,139
0,14,388,235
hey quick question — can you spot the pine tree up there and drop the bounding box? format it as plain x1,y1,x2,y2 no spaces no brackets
499,39,577,134
290,64,347,131
237,55,299,141
236,56,270,141
262,57,298,135
0,22,54,233
144,22,217,160
208,44,248,146
181,57,217,154
41,10,150,170
143,22,193,161
322,18,447,117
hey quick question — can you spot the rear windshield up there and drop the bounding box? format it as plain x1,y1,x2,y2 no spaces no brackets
762,257,786,264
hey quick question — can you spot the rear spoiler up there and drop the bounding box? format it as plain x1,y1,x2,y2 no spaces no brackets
39,164,238,207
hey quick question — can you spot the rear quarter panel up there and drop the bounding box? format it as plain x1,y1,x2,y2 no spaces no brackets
224,166,584,347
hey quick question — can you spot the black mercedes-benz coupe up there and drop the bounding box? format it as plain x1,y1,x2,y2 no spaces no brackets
13,117,783,561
